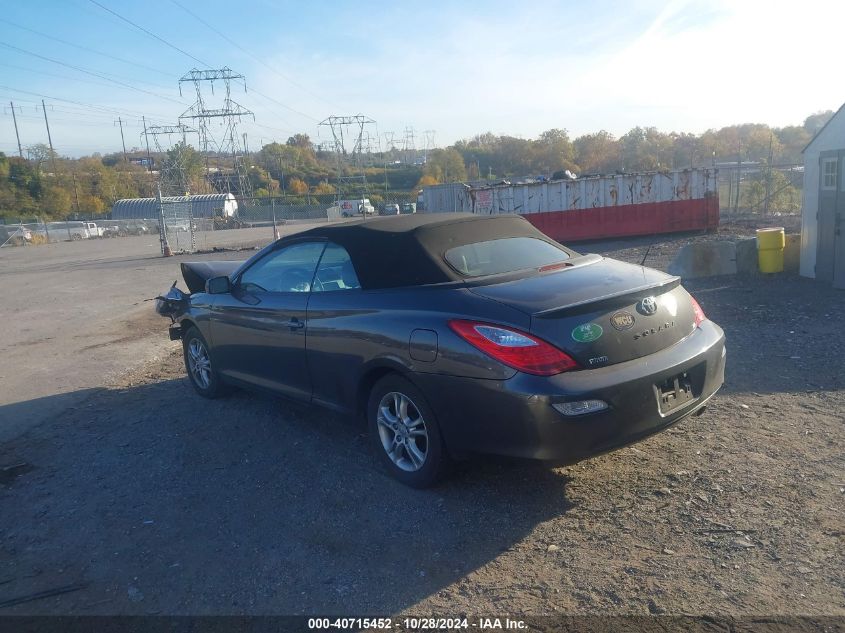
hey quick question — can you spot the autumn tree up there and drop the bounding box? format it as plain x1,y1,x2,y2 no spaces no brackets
534,129,577,173
287,177,309,195
803,111,834,135
312,181,336,195
574,131,618,174
415,175,439,189
424,148,467,183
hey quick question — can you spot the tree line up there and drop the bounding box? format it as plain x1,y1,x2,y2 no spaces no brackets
0,110,833,222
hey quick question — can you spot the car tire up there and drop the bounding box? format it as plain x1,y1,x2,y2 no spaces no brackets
182,326,228,399
367,374,449,488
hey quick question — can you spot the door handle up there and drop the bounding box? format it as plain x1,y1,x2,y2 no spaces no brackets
285,318,305,330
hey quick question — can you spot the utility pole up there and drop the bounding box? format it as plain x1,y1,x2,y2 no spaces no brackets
71,172,80,216
10,102,23,158
764,132,773,215
116,117,128,163
41,100,57,174
142,116,153,173
733,137,742,214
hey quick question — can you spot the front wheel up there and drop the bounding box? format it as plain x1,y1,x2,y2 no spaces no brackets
182,326,228,398
367,374,449,488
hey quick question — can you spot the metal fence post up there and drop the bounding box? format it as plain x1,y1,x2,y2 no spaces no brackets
271,196,279,241
156,185,172,257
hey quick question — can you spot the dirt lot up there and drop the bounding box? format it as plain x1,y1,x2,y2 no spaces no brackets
0,223,320,441
1,220,843,620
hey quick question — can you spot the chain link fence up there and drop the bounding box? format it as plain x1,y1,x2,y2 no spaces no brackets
0,219,156,247
716,164,803,219
0,191,421,252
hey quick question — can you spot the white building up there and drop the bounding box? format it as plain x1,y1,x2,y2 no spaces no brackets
800,104,845,289
111,193,238,220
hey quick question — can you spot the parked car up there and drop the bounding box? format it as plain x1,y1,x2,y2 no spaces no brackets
400,202,416,214
84,222,105,238
39,221,93,240
381,203,400,215
156,214,726,487
0,225,33,246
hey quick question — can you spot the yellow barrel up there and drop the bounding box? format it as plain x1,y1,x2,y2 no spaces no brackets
757,227,785,273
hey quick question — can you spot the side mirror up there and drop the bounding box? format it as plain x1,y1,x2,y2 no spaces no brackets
205,275,232,294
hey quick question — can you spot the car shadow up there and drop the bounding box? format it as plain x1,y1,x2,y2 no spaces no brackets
0,378,573,615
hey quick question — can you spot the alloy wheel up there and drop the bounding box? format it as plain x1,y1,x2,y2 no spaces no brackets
187,338,212,390
376,391,429,472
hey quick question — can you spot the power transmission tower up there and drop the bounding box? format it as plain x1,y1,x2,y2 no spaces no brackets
178,67,255,201
360,131,379,167
141,123,199,196
382,131,396,152
318,115,376,197
423,129,436,164
402,126,416,165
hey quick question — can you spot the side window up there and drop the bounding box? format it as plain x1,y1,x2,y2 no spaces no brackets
238,241,325,293
312,243,361,292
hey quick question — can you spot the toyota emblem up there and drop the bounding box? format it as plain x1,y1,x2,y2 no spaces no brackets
638,296,658,315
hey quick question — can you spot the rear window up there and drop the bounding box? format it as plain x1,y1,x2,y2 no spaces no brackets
444,237,570,277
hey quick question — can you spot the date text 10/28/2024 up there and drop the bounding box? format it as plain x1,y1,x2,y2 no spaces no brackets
307,617,528,630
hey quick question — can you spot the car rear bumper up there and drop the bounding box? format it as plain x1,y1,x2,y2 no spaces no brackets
415,320,726,463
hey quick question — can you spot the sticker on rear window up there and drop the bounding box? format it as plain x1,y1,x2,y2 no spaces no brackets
572,323,603,343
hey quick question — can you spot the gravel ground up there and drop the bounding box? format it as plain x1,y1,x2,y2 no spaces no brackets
1,221,842,618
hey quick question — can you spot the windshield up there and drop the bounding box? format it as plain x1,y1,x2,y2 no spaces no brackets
444,237,570,277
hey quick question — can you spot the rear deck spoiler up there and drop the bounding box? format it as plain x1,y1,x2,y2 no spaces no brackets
180,261,243,293
533,276,682,318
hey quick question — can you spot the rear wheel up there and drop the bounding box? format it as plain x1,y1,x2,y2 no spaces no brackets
367,374,449,488
182,326,228,398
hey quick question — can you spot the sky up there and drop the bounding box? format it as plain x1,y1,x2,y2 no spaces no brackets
1,0,843,158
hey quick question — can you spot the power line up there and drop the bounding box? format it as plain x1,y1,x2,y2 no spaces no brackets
249,88,317,123
0,42,188,105
0,62,171,94
0,16,175,78
87,0,211,68
85,2,318,128
0,85,173,123
170,0,338,112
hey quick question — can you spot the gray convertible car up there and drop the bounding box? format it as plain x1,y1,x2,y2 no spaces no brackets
156,213,726,487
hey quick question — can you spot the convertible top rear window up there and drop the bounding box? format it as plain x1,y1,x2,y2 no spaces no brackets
445,237,570,277
270,214,566,289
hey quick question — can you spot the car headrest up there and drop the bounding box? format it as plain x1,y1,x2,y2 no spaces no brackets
341,260,360,288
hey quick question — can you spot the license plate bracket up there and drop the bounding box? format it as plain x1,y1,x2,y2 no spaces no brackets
655,371,695,415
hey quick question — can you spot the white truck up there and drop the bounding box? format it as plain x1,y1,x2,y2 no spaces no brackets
332,199,376,217
38,221,104,240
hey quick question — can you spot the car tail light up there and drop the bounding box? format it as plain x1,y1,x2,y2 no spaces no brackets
690,296,707,327
448,319,579,376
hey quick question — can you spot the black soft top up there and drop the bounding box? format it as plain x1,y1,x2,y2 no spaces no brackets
288,213,560,289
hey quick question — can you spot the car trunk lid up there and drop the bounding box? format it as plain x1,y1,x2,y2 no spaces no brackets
468,255,696,367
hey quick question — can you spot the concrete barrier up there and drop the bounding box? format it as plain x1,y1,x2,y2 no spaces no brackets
667,241,737,279
784,234,800,273
735,238,759,275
